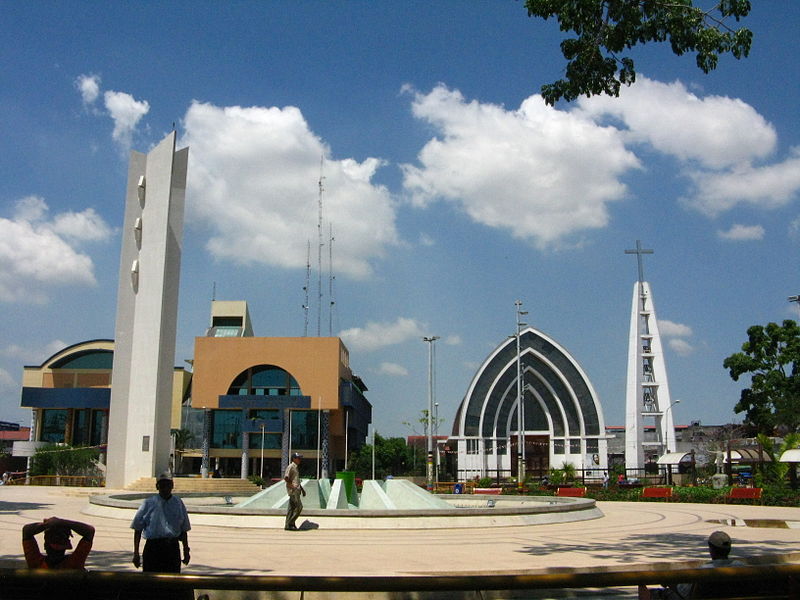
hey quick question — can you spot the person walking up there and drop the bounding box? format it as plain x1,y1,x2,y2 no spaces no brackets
22,516,95,569
131,472,191,573
284,452,306,531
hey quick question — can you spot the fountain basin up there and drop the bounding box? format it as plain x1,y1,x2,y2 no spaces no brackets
86,488,603,529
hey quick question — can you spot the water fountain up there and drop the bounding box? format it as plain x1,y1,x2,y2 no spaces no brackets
87,478,603,529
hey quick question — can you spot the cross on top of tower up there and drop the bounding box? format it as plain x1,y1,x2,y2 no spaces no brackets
625,240,653,283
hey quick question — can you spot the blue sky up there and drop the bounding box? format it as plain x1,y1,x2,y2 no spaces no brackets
2,2,800,437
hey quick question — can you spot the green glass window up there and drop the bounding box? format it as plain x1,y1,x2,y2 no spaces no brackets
41,409,68,443
248,433,281,450
71,409,90,446
211,410,242,449
227,365,301,397
290,411,318,450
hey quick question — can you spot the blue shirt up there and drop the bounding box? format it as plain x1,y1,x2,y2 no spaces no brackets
131,494,191,540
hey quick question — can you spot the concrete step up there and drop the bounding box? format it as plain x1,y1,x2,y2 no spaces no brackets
124,477,262,493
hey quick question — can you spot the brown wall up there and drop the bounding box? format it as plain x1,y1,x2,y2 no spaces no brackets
192,337,352,410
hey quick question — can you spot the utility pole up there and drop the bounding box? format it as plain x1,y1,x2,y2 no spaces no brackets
423,335,440,492
515,300,528,489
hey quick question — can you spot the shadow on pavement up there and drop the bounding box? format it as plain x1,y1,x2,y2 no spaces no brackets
516,531,798,564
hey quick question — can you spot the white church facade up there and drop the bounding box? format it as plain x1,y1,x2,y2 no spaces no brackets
451,327,608,480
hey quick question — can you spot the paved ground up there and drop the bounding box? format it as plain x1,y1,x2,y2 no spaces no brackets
1,485,798,580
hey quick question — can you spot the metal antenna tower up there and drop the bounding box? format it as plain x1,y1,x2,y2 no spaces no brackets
328,223,336,336
317,156,325,337
303,241,310,337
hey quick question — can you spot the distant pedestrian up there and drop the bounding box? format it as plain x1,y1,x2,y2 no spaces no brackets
284,452,306,531
131,472,191,573
22,516,95,569
602,472,609,489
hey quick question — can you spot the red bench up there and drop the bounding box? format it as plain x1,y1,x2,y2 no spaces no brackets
473,488,502,495
726,487,762,504
641,487,673,501
555,487,587,497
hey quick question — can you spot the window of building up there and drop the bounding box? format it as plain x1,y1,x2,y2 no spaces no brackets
586,438,599,454
227,365,301,397
290,411,318,450
466,439,479,454
484,439,494,455
553,439,565,454
248,432,281,450
211,410,242,449
570,439,581,454
72,409,91,446
40,409,67,443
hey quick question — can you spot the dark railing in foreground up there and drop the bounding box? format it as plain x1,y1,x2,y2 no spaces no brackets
1,564,798,598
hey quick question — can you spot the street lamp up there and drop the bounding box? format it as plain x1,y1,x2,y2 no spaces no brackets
663,399,680,453
423,335,440,492
515,300,528,489
259,421,266,480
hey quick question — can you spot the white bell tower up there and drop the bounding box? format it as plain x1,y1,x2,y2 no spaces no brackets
624,241,676,472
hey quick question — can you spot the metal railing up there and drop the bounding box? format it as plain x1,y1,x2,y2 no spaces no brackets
1,563,797,598
9,475,105,487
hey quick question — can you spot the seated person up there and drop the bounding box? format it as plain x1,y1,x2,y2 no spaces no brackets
639,531,744,599
22,516,95,569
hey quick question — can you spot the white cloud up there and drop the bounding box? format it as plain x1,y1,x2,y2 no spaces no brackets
0,197,108,303
419,233,435,247
577,77,777,170
376,362,409,377
180,101,398,279
0,367,16,389
103,90,149,148
339,317,426,352
443,335,462,346
717,224,765,241
75,74,100,105
682,150,800,216
658,320,692,338
52,208,113,242
668,338,694,357
402,84,639,248
658,319,694,355
2,340,68,364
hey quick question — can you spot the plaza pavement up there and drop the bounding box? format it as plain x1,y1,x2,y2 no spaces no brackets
1,485,798,583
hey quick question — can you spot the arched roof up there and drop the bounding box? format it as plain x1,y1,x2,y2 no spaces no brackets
453,328,605,439
35,339,115,370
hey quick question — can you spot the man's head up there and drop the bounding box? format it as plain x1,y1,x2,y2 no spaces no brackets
291,452,303,464
708,530,732,559
43,527,72,555
156,472,174,499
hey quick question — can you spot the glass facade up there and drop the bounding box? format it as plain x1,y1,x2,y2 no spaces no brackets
248,432,281,450
290,411,318,450
211,410,243,449
40,409,68,443
228,365,301,396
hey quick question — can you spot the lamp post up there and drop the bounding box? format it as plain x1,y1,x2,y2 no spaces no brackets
259,421,265,480
434,402,439,485
663,399,680,453
515,300,528,489
423,335,440,492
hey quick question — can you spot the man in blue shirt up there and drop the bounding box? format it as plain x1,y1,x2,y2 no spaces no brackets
131,472,191,573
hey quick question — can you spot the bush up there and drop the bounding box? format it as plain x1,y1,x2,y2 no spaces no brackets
477,477,494,488
248,475,266,488
30,444,101,477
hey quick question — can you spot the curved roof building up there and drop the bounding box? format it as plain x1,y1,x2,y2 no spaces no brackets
452,327,607,480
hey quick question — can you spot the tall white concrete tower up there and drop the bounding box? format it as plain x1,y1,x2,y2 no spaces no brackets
106,132,188,488
624,241,676,472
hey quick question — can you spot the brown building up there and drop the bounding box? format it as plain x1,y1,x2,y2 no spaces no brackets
183,301,372,479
